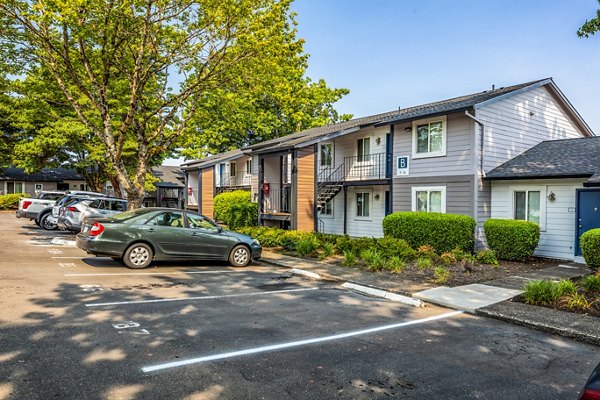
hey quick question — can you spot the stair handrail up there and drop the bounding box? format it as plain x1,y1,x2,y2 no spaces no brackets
317,163,345,191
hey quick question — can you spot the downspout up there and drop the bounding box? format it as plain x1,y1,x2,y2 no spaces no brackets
464,109,486,249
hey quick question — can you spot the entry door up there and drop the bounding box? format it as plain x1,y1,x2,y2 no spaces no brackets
576,189,600,256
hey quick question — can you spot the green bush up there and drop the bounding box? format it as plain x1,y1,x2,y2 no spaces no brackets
213,191,258,229
281,231,317,251
335,236,377,255
483,219,540,261
580,228,600,272
383,212,476,253
523,279,575,305
416,257,433,270
319,242,335,260
375,237,416,260
236,226,286,247
580,274,600,292
0,193,28,209
385,256,406,272
360,249,385,271
433,266,451,284
476,250,499,266
342,250,356,267
296,236,320,257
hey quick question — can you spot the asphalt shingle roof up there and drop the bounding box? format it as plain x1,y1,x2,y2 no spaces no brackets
0,167,82,181
486,136,600,186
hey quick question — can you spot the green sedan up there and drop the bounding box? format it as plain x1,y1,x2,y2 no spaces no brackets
76,208,261,269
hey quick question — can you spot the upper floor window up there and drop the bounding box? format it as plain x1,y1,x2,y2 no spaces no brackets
230,162,236,177
412,116,447,158
357,137,371,162
320,143,333,167
245,159,252,175
411,186,446,213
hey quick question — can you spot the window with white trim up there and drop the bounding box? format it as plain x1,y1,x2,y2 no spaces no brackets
411,186,446,213
412,116,447,158
357,137,371,162
514,190,541,224
320,143,333,167
320,199,333,217
356,192,370,217
230,162,236,177
245,159,252,175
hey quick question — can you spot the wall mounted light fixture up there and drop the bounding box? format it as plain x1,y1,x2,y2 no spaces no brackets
404,127,412,133
374,194,380,200
375,137,381,145
547,191,556,201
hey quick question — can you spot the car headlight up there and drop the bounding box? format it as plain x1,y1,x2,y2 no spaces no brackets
252,239,260,246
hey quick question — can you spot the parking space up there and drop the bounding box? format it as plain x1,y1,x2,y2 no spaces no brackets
1,212,598,399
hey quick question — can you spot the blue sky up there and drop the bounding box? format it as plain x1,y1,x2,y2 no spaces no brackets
167,0,600,164
292,0,600,130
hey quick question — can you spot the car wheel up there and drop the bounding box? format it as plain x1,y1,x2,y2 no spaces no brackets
40,213,57,231
34,219,40,227
123,243,153,269
229,244,251,267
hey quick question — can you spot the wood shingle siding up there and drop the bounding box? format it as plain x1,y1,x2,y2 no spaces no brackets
295,148,315,232
201,167,214,218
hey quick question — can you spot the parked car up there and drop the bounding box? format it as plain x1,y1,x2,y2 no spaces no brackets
16,191,65,222
76,208,261,269
37,191,108,231
57,197,128,232
580,362,600,400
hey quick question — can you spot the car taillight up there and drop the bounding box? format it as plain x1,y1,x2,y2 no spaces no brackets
580,389,600,400
90,222,104,236
67,206,78,212
22,201,32,209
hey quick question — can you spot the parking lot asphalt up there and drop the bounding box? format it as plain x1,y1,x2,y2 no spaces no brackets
1,212,599,399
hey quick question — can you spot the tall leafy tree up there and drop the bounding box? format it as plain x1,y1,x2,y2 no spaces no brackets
579,1,600,37
1,0,348,208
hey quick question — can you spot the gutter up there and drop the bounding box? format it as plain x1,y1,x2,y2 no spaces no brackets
464,110,485,176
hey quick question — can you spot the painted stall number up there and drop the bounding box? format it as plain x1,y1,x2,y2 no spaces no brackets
80,284,104,292
112,321,149,335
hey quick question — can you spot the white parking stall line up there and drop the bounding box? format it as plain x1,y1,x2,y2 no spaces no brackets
66,270,258,277
86,287,319,307
52,257,84,259
141,310,464,373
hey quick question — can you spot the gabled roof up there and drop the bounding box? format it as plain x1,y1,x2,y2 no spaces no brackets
486,136,600,186
181,149,246,170
151,166,185,187
0,167,82,182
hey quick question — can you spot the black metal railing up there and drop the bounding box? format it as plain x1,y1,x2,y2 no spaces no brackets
216,173,252,188
262,187,291,213
317,163,345,187
344,152,390,181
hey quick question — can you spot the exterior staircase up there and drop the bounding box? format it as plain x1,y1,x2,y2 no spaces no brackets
316,164,345,211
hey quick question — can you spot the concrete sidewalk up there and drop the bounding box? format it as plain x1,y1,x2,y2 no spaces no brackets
261,250,600,346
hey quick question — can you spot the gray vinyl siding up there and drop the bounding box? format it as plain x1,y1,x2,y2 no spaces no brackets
392,112,474,177
392,175,474,216
476,85,587,173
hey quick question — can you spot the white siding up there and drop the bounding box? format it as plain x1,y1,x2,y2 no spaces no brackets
392,113,474,177
490,179,586,260
320,186,386,238
477,86,587,173
251,155,259,202
185,169,199,207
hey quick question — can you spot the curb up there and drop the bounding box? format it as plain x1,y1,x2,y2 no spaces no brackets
476,304,600,347
341,283,423,307
261,257,423,307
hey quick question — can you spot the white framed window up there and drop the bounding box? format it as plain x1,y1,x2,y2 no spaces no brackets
510,187,546,229
356,192,370,218
320,199,333,217
245,159,252,175
357,137,371,162
411,186,446,213
320,142,333,167
230,162,236,177
412,116,447,158
7,182,24,194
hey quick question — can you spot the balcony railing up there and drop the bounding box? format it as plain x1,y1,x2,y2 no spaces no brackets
319,153,391,183
262,187,291,213
216,173,252,188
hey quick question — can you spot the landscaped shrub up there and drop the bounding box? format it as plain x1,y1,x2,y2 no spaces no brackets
580,274,600,292
580,228,600,272
416,257,432,270
280,231,318,251
375,237,416,260
319,242,335,260
476,249,499,266
236,226,286,247
0,193,28,209
335,236,377,255
360,249,385,271
386,256,406,272
433,266,451,284
383,212,476,253
296,236,320,257
440,252,457,266
342,250,356,267
483,219,540,261
213,191,258,229
417,245,436,259
523,279,575,305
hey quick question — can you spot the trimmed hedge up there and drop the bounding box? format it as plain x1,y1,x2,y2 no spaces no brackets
483,219,540,261
382,212,476,253
0,193,28,209
213,190,258,229
580,228,600,272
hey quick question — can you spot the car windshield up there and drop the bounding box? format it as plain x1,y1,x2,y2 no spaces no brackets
110,208,148,221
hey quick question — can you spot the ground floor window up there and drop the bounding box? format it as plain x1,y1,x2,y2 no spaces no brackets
356,192,370,217
514,190,540,224
6,182,24,194
412,186,446,213
320,199,333,216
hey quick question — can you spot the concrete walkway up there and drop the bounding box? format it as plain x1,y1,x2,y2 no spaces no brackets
260,251,600,346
